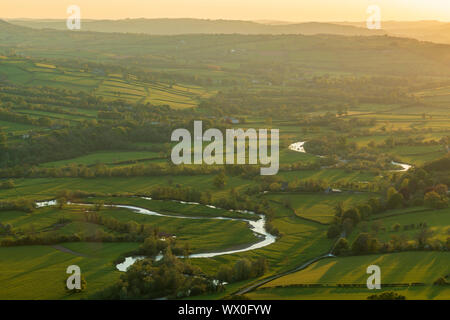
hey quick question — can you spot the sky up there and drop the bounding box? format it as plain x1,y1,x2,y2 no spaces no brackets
1,0,449,21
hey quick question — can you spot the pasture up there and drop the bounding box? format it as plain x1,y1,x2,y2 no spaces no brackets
250,251,450,300
0,56,211,109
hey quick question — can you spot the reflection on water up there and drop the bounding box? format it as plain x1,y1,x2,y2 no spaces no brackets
114,199,276,271
391,161,412,172
35,198,277,272
288,141,306,153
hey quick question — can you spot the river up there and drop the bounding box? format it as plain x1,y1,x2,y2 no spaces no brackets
36,199,277,272
288,141,412,172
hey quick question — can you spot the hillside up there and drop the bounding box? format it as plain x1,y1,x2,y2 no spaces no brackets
1,20,450,78
338,20,450,44
7,18,385,36
8,18,450,45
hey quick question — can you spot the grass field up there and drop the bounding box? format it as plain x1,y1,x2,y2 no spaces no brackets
0,120,39,135
40,151,163,167
266,192,372,224
0,56,212,109
0,25,449,301
349,207,450,243
248,285,449,300
249,252,450,300
0,242,139,300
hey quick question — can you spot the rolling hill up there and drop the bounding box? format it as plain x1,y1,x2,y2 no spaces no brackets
7,18,385,36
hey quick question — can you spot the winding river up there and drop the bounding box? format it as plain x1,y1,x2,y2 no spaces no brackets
35,144,411,274
288,141,306,153
391,161,412,172
36,199,277,272
289,141,412,172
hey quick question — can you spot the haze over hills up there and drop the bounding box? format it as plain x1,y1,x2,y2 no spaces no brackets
6,18,385,36
1,19,450,79
6,18,450,44
337,20,450,45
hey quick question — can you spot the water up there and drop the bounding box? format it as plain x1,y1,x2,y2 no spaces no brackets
35,200,57,208
288,141,306,153
112,200,276,270
35,198,276,272
391,161,412,172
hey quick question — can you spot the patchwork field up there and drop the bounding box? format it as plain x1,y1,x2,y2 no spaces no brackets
249,252,450,300
0,56,212,109
266,192,372,224
0,20,449,301
0,243,139,300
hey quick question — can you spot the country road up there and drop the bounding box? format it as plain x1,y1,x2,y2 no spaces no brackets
234,230,346,296
234,253,335,295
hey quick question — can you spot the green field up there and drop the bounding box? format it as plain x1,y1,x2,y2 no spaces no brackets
250,252,450,300
0,20,449,301
266,192,372,224
41,151,163,167
0,243,139,300
0,56,212,109
350,207,450,243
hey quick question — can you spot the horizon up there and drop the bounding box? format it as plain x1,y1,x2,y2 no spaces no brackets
2,17,450,23
0,1,449,22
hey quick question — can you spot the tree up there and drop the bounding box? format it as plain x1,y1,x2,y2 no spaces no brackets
357,204,372,219
368,291,406,300
342,208,360,224
269,182,282,192
424,191,447,209
327,224,341,239
57,197,67,209
213,172,227,189
368,197,383,214
434,184,448,197
0,129,7,149
371,220,384,235
65,275,87,294
334,201,345,217
333,238,349,255
0,179,15,189
351,233,371,254
342,218,354,235
415,227,433,248
387,190,404,209
94,200,104,211
433,277,448,286
183,243,191,259
232,258,252,282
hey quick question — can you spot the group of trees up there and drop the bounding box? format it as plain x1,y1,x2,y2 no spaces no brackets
329,156,449,255
0,121,174,167
333,224,449,257
216,257,268,283
0,179,14,189
0,198,35,213
0,200,178,247
149,185,280,236
94,248,221,299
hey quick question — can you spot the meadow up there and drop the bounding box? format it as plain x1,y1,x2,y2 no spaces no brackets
0,20,449,300
0,56,212,109
249,252,450,300
0,243,139,300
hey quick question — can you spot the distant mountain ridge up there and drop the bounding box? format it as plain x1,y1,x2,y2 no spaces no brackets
7,18,450,44
336,20,450,44
6,18,385,36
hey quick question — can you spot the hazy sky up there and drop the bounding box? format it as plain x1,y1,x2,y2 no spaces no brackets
1,0,449,21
